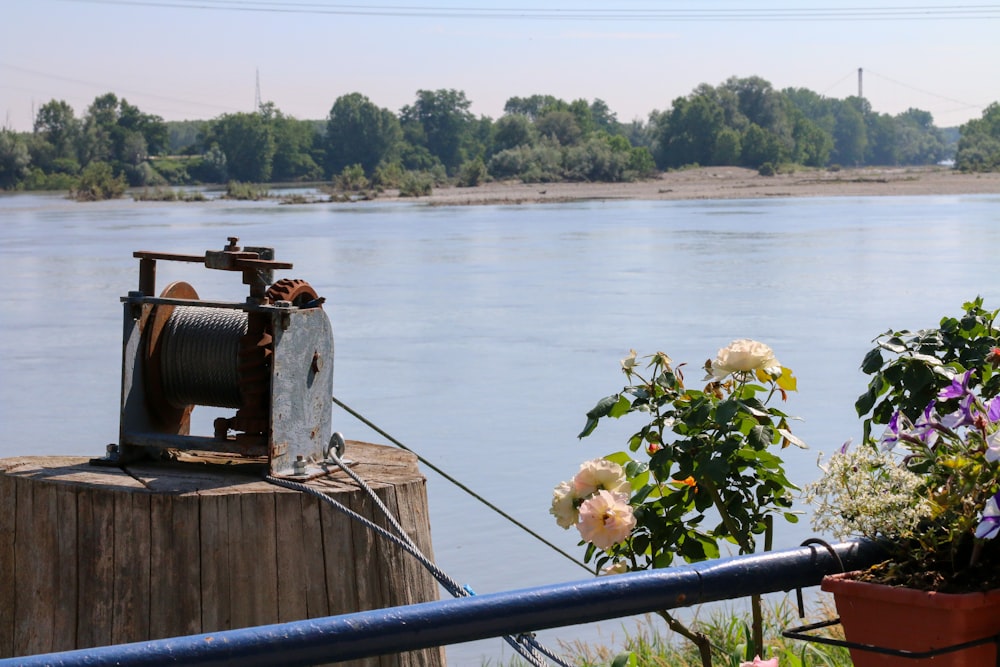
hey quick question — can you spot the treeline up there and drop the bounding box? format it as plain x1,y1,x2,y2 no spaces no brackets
2,75,1000,194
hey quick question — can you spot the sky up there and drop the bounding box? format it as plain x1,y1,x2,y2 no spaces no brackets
2,0,999,133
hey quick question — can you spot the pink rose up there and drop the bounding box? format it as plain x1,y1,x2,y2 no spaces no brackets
577,490,636,549
739,657,778,667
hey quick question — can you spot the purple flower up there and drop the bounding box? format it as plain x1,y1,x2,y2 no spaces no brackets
912,402,940,448
975,492,1000,540
941,395,976,430
939,370,974,400
988,396,1000,423
880,411,905,451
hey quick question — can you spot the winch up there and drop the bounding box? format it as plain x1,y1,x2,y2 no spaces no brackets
103,238,335,478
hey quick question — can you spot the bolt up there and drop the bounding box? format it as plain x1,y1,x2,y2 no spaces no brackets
225,237,240,251
293,455,308,475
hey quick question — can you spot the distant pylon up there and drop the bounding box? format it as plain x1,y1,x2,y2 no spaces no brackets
858,67,863,99
255,68,262,111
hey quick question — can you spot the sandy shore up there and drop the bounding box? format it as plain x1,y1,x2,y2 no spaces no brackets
400,166,1000,206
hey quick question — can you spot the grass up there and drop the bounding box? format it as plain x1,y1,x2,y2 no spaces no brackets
492,597,852,667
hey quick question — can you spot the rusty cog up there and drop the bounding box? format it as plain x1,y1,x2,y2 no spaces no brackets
266,278,321,308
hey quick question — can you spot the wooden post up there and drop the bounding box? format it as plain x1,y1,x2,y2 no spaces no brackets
0,441,445,667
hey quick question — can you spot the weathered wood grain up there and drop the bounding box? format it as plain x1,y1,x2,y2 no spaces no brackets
0,442,443,667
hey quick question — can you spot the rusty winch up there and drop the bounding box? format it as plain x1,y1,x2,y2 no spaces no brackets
101,238,335,478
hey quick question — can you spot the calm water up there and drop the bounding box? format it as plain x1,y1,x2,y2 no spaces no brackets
2,191,1000,663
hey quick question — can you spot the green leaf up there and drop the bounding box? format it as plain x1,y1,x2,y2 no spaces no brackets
577,417,600,439
715,398,739,425
855,379,881,417
585,394,620,420
609,393,632,418
611,652,637,667
861,347,883,374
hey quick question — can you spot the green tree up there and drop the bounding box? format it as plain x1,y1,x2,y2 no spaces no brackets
492,114,537,152
653,94,725,168
895,108,947,165
865,112,898,165
503,94,562,120
740,123,786,167
790,115,832,167
259,103,321,181
0,129,31,190
400,89,475,174
202,110,275,182
831,98,868,166
31,100,80,171
956,102,1000,172
536,109,582,146
589,98,620,134
711,127,742,165
324,93,402,177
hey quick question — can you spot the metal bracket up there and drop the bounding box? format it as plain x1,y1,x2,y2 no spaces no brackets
783,619,1000,664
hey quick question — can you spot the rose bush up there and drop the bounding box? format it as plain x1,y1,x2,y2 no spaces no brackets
552,340,802,666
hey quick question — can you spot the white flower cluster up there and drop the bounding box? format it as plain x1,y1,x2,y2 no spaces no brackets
803,442,932,541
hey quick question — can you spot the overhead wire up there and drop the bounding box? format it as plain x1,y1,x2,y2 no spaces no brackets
55,0,1000,21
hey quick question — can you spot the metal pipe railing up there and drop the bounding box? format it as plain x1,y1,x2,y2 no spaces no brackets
0,540,884,667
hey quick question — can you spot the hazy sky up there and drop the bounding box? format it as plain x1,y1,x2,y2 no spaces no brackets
3,0,998,133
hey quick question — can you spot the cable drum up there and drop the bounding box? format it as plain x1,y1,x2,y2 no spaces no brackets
160,306,248,409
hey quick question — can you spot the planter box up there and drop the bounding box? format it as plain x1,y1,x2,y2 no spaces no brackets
822,571,1000,666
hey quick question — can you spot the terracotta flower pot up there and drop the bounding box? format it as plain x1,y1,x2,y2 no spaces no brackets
822,571,1000,666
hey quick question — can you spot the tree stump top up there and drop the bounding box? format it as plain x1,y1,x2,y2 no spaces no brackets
0,440,424,495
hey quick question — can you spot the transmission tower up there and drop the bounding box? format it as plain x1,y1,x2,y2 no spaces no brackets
255,69,262,112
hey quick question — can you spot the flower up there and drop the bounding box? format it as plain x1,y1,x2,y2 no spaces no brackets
549,481,579,529
739,657,779,667
975,492,1000,540
708,339,781,380
572,458,629,497
577,490,636,549
599,561,629,576
562,341,801,660
620,349,638,375
816,298,1000,592
739,657,778,667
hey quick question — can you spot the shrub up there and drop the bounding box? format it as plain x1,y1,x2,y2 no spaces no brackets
758,162,776,176
73,162,127,201
334,163,369,191
224,181,270,200
456,157,488,187
398,171,433,197
373,161,405,188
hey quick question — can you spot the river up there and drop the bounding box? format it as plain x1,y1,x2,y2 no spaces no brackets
2,191,999,664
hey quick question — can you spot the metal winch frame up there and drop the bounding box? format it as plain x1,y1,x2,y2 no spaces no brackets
105,238,335,479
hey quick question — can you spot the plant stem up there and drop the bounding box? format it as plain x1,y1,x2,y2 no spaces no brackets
699,477,752,553
655,610,714,667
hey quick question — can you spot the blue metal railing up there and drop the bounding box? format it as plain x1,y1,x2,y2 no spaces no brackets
0,540,884,667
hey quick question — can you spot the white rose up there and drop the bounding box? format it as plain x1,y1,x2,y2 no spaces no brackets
710,339,781,380
573,458,630,498
549,481,579,529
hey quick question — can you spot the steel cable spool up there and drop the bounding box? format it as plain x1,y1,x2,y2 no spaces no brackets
159,306,247,409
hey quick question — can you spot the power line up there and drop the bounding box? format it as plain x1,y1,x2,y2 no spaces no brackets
0,61,245,116
865,68,987,112
55,0,1000,21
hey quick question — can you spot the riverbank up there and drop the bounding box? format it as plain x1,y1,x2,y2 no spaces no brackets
404,166,1000,206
